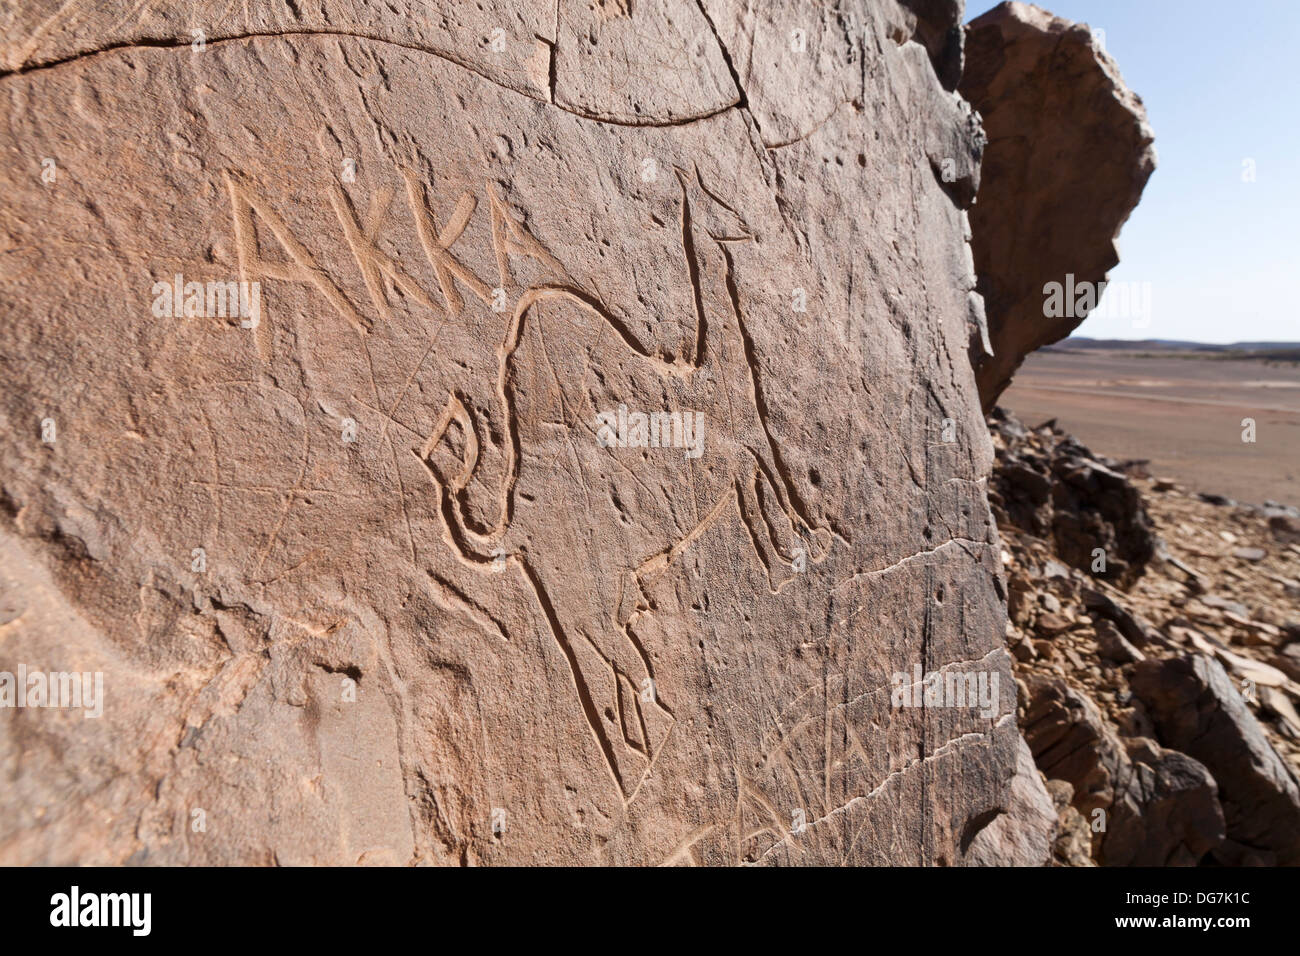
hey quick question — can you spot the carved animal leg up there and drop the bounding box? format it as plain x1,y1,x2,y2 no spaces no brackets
735,467,788,592
615,486,737,626
514,558,671,804
749,452,832,574
705,231,833,568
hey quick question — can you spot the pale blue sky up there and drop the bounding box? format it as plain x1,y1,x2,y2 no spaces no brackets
967,0,1300,343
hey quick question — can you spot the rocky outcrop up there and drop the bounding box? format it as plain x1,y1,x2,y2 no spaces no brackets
0,1,1028,865
989,410,1157,588
1131,655,1300,865
960,2,1157,409
1020,677,1224,866
995,408,1300,866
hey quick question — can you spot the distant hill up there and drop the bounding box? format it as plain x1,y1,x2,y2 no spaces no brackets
1054,337,1299,351
1047,337,1300,360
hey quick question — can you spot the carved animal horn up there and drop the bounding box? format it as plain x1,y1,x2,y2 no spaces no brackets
420,392,479,492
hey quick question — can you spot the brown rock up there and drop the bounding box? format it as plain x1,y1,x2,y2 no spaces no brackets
989,410,1157,587
1081,586,1160,646
1053,804,1096,867
899,0,967,91
1062,646,1088,672
1272,645,1300,683
1094,618,1144,665
1011,634,1038,662
1007,573,1037,626
0,0,1023,866
963,736,1057,866
1224,612,1283,648
1259,687,1300,740
1020,676,1224,865
1102,737,1224,867
1043,778,1093,866
960,2,1157,409
1021,677,1119,817
1050,451,1156,588
1267,515,1300,545
1034,612,1073,636
1130,655,1300,865
1201,594,1249,618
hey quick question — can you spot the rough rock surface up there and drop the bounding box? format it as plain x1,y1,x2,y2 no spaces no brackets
962,735,1056,866
1021,676,1120,818
0,1,1036,865
1104,737,1224,867
1131,655,1300,865
1020,674,1222,866
960,2,1157,409
989,409,1156,588
995,408,1300,866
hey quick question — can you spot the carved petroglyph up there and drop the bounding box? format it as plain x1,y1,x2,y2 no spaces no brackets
400,169,495,317
658,663,1007,866
226,162,544,363
0,0,1028,867
427,572,509,643
412,167,835,803
328,183,442,321
486,182,568,287
224,171,372,361
218,159,834,805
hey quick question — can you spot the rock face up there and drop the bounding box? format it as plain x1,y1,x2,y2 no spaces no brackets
0,1,1035,865
960,2,1157,409
962,735,1057,866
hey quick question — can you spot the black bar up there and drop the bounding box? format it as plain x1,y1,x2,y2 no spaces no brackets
0,865,1285,942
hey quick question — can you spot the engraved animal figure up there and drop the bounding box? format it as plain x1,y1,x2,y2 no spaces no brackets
416,167,832,804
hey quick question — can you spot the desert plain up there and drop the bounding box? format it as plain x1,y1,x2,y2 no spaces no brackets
1002,348,1300,505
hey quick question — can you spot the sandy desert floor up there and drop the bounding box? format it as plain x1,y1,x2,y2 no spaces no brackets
1001,350,1300,506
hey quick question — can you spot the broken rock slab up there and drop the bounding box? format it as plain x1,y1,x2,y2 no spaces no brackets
962,734,1057,866
1131,654,1300,865
1103,737,1224,867
1020,676,1225,866
960,1,1157,409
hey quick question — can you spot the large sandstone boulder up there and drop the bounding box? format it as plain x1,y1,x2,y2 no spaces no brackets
0,1,1033,864
960,2,1157,409
1105,738,1225,867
